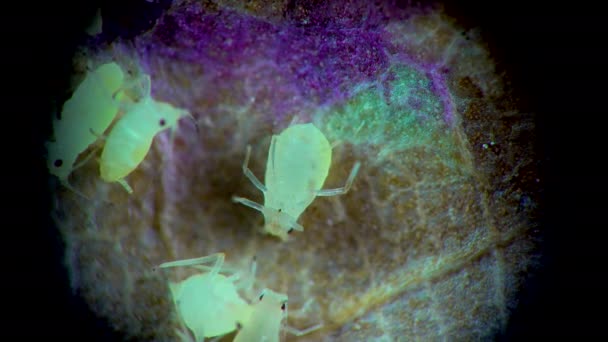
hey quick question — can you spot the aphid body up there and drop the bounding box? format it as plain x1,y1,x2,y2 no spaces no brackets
158,253,321,342
99,75,191,194
233,289,288,342
158,253,253,342
233,122,361,240
46,62,125,194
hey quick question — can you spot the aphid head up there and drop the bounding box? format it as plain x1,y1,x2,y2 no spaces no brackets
261,207,302,240
151,102,191,132
45,141,76,181
256,289,288,319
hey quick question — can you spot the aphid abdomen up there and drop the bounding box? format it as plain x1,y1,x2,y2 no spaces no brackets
264,123,331,215
233,123,337,239
47,62,126,184
56,77,120,149
94,62,125,94
174,274,250,340
160,253,254,341
99,111,153,182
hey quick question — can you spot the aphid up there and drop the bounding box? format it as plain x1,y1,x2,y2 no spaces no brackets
157,253,254,342
157,253,322,342
98,74,193,194
233,288,322,342
46,62,125,197
232,122,361,240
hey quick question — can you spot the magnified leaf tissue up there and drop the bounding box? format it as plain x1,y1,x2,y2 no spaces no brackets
48,0,541,341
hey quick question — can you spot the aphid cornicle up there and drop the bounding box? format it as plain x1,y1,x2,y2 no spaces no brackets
99,74,193,194
46,62,125,197
232,122,361,240
157,253,322,342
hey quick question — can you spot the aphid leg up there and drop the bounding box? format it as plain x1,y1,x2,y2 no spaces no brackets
282,323,324,337
208,335,225,342
158,252,225,277
185,112,200,136
72,144,102,171
354,120,366,136
241,145,267,192
111,94,134,114
286,219,304,232
116,178,134,194
330,139,343,149
168,124,178,152
60,179,91,201
117,76,144,98
288,115,300,127
270,135,277,175
89,128,107,141
175,327,195,342
282,296,323,336
134,74,152,99
239,256,258,300
190,264,239,278
232,195,265,213
288,298,315,317
112,74,152,110
316,161,361,197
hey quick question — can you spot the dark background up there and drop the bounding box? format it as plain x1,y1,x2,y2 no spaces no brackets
11,0,605,340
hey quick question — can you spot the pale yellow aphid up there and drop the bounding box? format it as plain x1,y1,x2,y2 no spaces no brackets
232,122,361,240
233,288,322,342
157,253,322,342
157,253,254,342
46,62,125,197
99,74,193,194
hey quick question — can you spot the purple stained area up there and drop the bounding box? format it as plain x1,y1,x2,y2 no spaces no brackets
428,65,455,125
134,3,454,124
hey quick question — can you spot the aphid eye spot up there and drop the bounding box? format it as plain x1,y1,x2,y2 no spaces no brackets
259,294,264,301
159,118,166,127
54,159,63,167
287,228,294,234
236,322,242,330
281,303,286,311
278,208,282,212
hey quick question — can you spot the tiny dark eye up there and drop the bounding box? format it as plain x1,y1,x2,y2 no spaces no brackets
287,228,294,234
54,159,63,167
159,118,166,126
236,322,242,330
278,208,282,212
281,303,286,311
259,294,264,301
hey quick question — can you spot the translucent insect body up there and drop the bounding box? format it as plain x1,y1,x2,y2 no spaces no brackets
99,75,192,194
232,122,361,240
158,253,253,341
233,288,286,342
157,253,322,342
46,62,125,197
